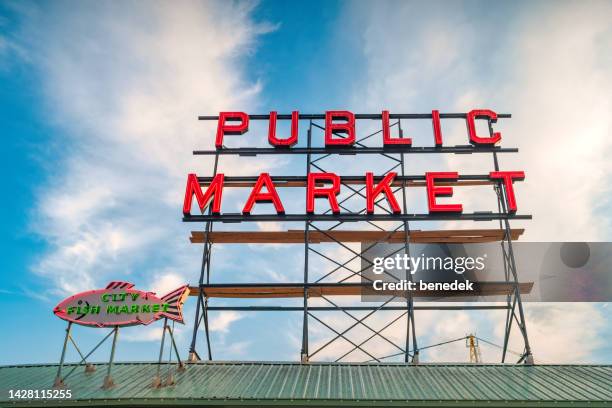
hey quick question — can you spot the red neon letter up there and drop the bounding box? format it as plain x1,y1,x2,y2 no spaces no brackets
425,172,463,213
325,111,355,146
382,111,411,145
489,171,525,213
432,110,443,146
366,172,401,214
183,173,224,215
307,173,341,214
268,111,299,147
243,173,285,215
466,109,501,145
215,112,249,148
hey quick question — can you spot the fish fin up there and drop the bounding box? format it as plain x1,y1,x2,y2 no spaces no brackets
105,281,135,290
136,315,152,325
160,285,190,324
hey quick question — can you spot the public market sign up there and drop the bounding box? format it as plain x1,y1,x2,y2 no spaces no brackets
53,281,190,327
183,110,525,217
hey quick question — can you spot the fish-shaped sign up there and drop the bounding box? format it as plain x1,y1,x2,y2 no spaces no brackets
53,281,190,327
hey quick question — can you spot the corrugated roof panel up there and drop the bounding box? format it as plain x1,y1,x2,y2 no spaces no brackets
1,362,611,406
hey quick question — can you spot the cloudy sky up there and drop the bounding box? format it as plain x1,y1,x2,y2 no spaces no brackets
1,0,611,365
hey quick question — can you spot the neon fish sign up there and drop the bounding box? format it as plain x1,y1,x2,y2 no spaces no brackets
53,281,190,327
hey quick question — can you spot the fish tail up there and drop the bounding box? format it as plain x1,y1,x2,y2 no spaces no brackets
160,285,190,323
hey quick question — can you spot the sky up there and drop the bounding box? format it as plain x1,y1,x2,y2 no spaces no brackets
0,0,611,365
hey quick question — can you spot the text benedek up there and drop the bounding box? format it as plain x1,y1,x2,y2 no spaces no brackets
373,280,474,291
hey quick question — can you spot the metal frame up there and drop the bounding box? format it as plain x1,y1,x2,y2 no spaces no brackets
152,318,185,388
53,322,120,389
187,112,533,364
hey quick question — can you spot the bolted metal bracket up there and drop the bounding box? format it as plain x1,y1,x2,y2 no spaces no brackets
102,375,115,390
188,352,199,362
52,376,66,389
165,372,176,386
151,376,162,388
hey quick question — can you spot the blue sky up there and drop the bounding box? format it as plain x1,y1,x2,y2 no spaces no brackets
1,0,611,365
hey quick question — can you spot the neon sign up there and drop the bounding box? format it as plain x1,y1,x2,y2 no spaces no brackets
53,281,190,327
183,110,525,217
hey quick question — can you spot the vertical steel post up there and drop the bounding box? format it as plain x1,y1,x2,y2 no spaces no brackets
490,119,533,364
102,327,119,389
301,120,312,363
53,321,72,388
398,120,418,363
189,152,219,361
188,293,203,361
154,318,168,387
167,323,185,371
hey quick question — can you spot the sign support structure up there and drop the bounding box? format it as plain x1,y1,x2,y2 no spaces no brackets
185,111,534,364
153,318,185,388
102,326,119,390
53,323,119,389
52,282,190,387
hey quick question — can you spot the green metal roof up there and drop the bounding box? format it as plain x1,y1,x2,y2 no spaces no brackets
1,362,611,407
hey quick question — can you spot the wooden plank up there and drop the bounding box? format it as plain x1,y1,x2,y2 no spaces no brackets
190,229,524,244
188,282,533,298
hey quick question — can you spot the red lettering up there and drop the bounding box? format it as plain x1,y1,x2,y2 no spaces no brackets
215,112,249,148
466,109,501,145
307,173,341,213
432,110,443,146
243,173,285,214
489,171,525,213
425,172,462,213
365,172,401,214
268,111,299,147
325,111,355,146
382,111,411,145
183,173,224,215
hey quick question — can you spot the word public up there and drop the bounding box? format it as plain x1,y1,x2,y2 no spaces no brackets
214,109,504,147
184,109,526,216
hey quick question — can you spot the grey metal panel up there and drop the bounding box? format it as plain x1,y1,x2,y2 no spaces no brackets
1,362,611,406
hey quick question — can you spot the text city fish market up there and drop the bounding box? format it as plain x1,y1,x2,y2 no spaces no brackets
183,109,525,216
65,292,170,316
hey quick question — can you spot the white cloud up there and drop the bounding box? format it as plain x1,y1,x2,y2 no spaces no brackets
13,1,277,296
209,311,244,333
347,0,612,363
500,303,606,364
122,326,165,342
149,270,187,296
352,1,612,241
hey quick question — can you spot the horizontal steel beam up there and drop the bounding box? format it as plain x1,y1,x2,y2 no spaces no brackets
193,146,518,155
183,213,532,223
198,113,512,120
205,305,511,311
198,174,493,182
196,174,497,188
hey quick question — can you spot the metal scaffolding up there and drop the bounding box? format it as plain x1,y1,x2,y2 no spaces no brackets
185,112,533,364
